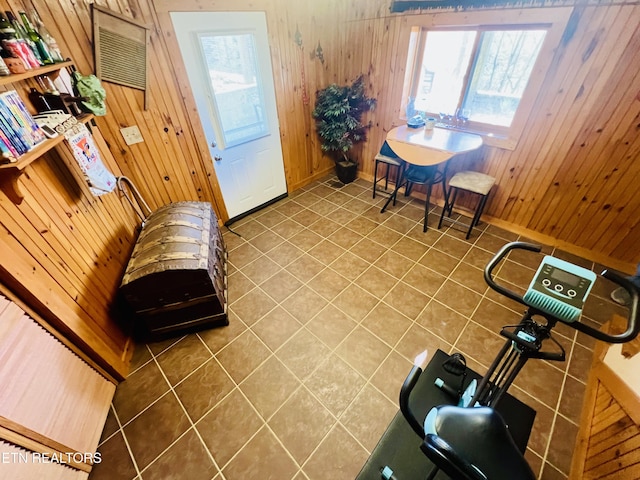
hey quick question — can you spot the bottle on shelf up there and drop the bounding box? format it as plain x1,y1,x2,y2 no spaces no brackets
0,11,15,39
0,15,13,74
19,10,53,65
29,10,63,63
37,75,59,94
0,11,40,70
28,87,53,112
6,11,43,66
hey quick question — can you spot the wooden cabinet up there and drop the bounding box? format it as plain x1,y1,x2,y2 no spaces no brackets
0,61,94,204
0,291,115,477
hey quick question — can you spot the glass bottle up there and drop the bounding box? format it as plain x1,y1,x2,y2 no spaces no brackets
7,11,42,66
37,75,59,95
30,9,63,63
0,12,22,68
0,12,38,69
0,12,15,40
406,96,416,120
19,10,52,64
4,12,38,66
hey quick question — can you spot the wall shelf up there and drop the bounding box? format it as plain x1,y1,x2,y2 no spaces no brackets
0,85,94,204
0,113,93,171
0,61,73,87
0,113,94,204
0,60,93,205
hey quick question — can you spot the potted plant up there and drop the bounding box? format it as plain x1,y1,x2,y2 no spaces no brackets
312,75,376,184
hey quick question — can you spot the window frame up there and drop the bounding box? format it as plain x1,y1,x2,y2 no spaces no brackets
396,7,573,150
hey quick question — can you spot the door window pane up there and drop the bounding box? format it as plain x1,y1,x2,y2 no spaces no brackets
463,30,547,127
198,32,268,148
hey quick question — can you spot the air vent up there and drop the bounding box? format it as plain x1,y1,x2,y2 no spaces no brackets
97,28,146,90
92,5,150,109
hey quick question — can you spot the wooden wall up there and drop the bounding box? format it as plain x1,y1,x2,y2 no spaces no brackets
0,0,142,379
572,378,640,479
335,2,640,273
0,0,638,374
153,0,639,271
570,324,640,479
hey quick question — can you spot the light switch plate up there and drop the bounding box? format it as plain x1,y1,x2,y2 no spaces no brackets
120,126,144,145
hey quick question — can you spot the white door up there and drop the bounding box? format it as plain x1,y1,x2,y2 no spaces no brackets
171,11,287,221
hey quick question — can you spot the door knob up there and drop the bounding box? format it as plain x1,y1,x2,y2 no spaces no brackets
214,155,222,162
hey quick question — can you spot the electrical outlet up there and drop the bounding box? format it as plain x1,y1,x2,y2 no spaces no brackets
120,126,144,145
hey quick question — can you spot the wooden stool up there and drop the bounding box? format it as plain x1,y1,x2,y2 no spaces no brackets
373,142,405,198
438,171,495,239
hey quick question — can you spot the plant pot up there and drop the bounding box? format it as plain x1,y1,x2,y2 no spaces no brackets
335,160,357,184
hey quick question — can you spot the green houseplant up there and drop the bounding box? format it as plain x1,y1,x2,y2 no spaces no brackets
312,75,376,184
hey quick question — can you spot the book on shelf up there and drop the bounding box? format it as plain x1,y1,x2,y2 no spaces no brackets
0,107,29,155
0,126,19,163
0,90,46,160
4,91,46,143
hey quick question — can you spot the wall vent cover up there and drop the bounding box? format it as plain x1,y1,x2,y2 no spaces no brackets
92,5,150,109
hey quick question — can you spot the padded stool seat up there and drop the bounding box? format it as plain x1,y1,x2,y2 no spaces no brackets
373,153,404,198
439,170,495,239
373,142,405,198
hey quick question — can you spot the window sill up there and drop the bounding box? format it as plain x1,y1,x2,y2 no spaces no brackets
400,115,518,150
479,133,517,151
434,123,517,151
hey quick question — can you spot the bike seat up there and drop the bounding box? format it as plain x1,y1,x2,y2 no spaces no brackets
422,405,536,480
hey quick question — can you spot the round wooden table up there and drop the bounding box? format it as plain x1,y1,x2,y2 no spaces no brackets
386,125,483,166
380,125,483,231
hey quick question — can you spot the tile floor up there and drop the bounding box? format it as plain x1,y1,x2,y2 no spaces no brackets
89,175,626,480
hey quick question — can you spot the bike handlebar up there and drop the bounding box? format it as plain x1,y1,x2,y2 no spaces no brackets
483,242,640,344
483,242,541,306
585,269,639,343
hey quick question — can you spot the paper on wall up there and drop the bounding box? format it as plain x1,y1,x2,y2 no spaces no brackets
64,123,116,196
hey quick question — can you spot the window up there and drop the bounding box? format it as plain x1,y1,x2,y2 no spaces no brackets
399,9,572,149
198,32,268,148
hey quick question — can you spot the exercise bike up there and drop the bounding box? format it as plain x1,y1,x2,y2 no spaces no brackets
392,241,639,480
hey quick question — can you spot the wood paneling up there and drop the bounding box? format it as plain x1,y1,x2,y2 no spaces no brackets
0,294,115,455
0,0,638,377
151,0,639,271
583,383,640,479
571,363,640,479
0,441,88,479
379,4,636,273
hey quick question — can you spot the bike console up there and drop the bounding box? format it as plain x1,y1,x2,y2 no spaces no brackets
523,256,596,323
485,242,639,344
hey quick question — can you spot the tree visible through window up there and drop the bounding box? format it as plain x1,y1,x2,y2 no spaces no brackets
408,27,547,131
399,8,572,149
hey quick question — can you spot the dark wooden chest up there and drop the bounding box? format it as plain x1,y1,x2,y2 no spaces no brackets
120,201,228,340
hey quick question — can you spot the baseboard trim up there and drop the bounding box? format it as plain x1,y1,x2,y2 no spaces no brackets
224,193,289,226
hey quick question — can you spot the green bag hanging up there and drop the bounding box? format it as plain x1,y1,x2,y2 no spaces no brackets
72,71,107,116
